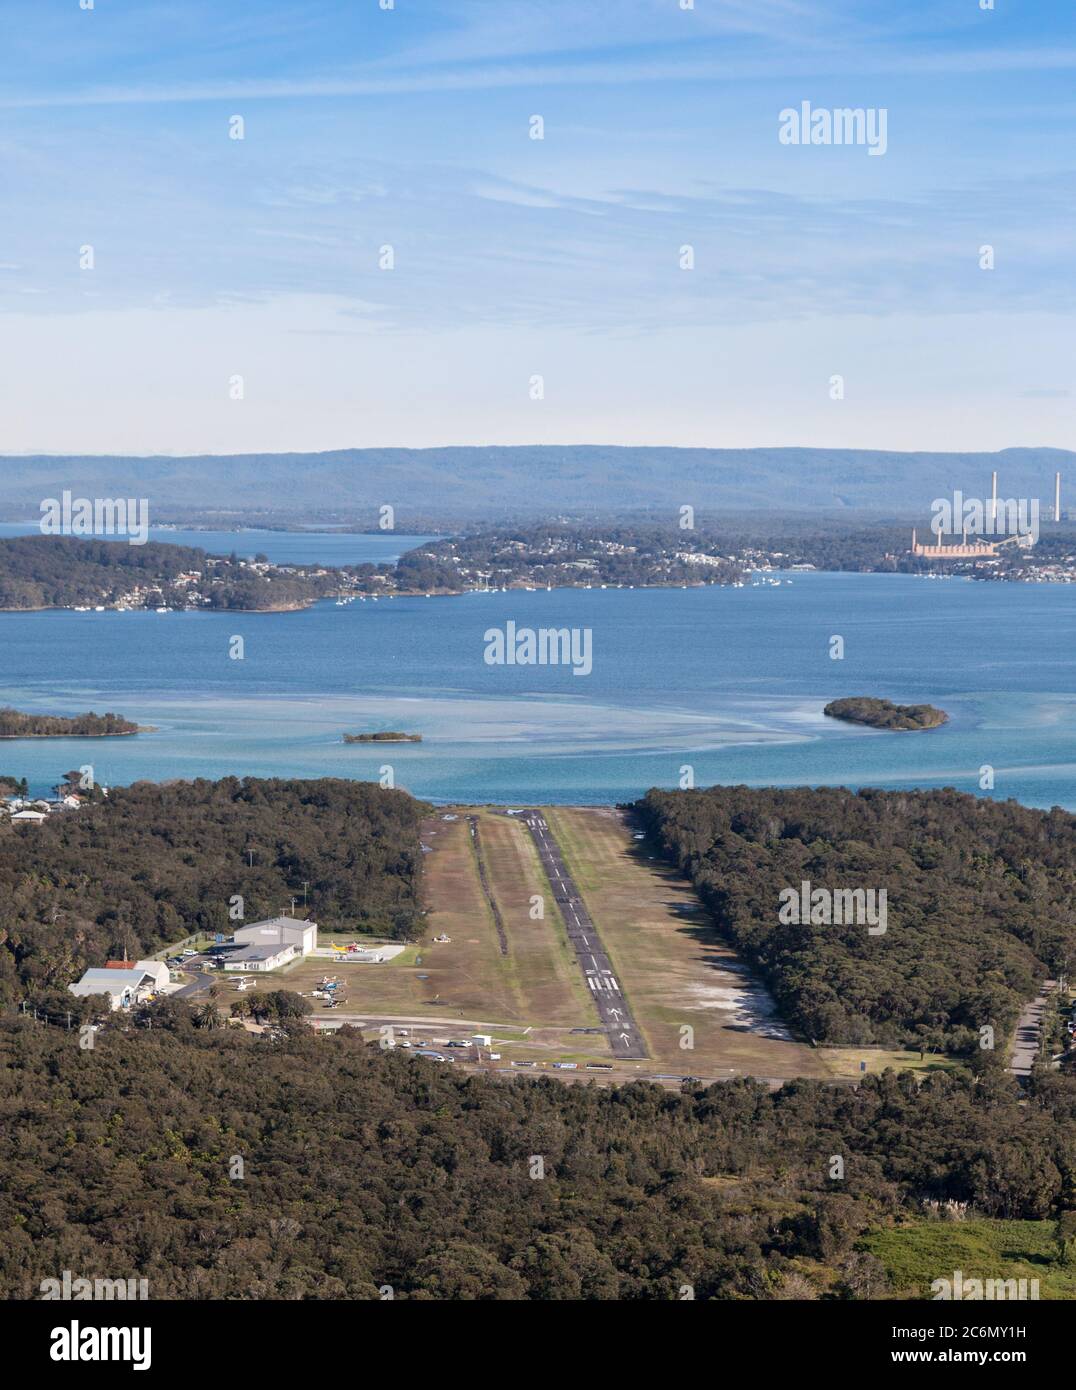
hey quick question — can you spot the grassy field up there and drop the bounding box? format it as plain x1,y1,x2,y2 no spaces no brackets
476,811,599,1026
817,1047,961,1078
544,806,830,1080
861,1219,1076,1299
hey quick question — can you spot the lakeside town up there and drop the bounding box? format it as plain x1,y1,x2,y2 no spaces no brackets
5,497,1076,620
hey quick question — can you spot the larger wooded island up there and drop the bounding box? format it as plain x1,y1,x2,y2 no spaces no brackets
823,696,948,731
0,707,143,738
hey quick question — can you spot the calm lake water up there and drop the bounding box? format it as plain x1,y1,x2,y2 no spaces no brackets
0,523,438,568
1,552,1073,810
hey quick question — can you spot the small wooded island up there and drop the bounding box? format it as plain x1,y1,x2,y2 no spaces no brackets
824,697,948,731
343,731,423,743
0,707,145,738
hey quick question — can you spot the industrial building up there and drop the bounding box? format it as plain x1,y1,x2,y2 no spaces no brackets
232,916,317,958
222,942,297,972
68,960,169,1011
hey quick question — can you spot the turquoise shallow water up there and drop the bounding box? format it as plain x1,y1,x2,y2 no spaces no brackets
0,564,1073,809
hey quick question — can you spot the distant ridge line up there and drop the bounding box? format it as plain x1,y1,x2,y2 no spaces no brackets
0,445,1071,519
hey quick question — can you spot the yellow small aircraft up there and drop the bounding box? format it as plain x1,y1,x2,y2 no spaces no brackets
329,943,351,954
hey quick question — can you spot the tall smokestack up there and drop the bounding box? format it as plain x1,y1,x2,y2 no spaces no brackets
990,470,998,531
1055,471,1062,522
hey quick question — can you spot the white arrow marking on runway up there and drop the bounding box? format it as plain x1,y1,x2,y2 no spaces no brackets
619,1033,631,1044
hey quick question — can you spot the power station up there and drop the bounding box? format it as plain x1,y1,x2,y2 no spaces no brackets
911,471,1063,559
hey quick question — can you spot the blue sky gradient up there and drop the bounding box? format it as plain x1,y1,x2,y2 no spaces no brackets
1,0,1074,453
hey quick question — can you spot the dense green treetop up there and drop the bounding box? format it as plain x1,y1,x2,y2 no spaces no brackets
0,1015,1071,1300
634,785,1075,1048
0,777,427,1003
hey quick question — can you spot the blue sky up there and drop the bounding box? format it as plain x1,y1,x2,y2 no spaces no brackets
1,0,1075,454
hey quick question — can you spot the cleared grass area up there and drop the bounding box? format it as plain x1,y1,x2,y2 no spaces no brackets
330,812,528,1021
544,806,829,1080
861,1219,1076,1300
209,945,416,1009
817,1047,961,1078
477,811,599,1027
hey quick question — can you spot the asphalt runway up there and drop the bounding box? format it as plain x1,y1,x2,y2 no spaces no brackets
519,809,648,1060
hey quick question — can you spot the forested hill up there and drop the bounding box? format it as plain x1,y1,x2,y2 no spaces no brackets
634,786,1076,1049
0,534,333,610
0,777,427,1004
0,445,1069,519
1,1016,1072,1300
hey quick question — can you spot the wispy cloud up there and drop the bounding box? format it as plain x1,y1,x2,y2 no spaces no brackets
1,0,1074,452
8,42,1076,111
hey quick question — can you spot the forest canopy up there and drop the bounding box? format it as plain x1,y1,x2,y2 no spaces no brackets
0,1015,1072,1300
634,785,1076,1049
0,707,139,738
0,535,335,611
0,777,428,1005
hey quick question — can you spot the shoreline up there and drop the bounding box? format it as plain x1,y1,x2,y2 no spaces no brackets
2,568,1063,616
0,601,317,615
0,581,736,615
0,728,153,739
